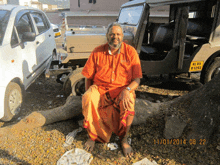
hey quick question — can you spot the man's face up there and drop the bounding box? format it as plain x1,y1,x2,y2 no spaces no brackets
107,26,123,49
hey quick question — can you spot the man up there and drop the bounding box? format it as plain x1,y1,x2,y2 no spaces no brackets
81,22,142,157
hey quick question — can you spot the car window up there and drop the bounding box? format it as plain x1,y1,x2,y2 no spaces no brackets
0,10,11,46
15,14,34,40
32,13,49,34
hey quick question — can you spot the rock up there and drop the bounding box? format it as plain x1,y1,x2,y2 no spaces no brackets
47,101,53,105
164,115,187,139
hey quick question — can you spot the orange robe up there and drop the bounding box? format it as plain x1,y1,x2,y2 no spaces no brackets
81,42,142,143
82,85,135,143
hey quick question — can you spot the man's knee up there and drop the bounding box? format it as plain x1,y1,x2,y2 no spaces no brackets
82,85,100,103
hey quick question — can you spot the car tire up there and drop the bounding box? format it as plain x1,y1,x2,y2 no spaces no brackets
2,82,22,121
203,59,220,83
63,68,85,97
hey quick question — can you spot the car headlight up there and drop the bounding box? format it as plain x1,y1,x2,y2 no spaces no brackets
53,28,59,32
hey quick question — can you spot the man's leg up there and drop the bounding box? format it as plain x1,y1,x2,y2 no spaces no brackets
82,85,100,152
82,85,113,151
121,114,134,157
116,91,135,157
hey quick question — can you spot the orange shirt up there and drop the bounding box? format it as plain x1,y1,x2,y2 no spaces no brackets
81,42,142,98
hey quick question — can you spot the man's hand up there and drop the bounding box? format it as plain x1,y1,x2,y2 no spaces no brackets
119,89,134,110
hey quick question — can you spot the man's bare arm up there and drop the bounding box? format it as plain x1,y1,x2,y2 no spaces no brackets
85,78,93,91
126,78,140,92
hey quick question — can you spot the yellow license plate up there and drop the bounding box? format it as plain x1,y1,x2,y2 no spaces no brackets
189,61,204,71
55,32,61,36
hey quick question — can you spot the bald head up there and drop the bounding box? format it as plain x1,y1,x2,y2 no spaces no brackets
106,22,124,36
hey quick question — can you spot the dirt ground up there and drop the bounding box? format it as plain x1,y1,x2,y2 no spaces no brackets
0,73,219,165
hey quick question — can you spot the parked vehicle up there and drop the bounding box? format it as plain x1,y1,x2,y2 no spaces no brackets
34,16,61,39
46,0,220,97
51,23,61,39
0,5,57,121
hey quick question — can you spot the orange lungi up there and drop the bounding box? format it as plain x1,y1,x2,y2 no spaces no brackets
82,85,135,143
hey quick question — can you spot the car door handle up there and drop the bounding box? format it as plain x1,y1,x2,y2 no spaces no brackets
49,34,51,37
36,41,39,45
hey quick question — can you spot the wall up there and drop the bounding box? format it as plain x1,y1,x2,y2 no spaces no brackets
19,0,31,6
46,10,118,27
0,0,7,4
67,16,117,26
70,0,129,12
45,11,63,25
7,0,19,5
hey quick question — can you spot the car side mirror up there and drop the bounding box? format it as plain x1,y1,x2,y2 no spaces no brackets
22,32,36,42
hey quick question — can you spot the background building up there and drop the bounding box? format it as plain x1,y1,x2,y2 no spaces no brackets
6,0,58,10
66,0,129,26
0,0,7,4
3,0,169,28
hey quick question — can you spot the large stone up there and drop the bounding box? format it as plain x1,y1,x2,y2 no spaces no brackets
164,115,187,139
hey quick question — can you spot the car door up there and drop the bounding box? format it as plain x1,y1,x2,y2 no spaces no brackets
9,11,37,87
30,11,54,76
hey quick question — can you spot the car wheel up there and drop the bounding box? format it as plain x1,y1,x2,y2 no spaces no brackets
2,82,22,121
63,68,85,97
203,59,220,83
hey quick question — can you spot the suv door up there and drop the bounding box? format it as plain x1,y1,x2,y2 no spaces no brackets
209,0,220,46
30,11,54,76
118,2,149,53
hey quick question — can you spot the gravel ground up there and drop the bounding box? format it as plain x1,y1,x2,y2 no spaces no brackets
0,73,219,165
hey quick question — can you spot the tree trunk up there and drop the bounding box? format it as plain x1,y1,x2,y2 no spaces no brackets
0,76,219,144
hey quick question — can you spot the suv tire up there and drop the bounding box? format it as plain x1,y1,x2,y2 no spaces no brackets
203,59,220,83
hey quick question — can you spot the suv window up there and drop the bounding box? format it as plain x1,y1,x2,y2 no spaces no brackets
15,14,34,41
32,13,49,34
118,5,144,25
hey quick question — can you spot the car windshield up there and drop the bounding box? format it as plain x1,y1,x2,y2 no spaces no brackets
118,5,144,25
0,10,11,46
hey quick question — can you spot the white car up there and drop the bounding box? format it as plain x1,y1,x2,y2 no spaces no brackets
0,5,57,121
34,20,61,39
51,23,61,38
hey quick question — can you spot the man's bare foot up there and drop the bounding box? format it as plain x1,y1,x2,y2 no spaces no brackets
121,137,133,158
84,138,95,152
